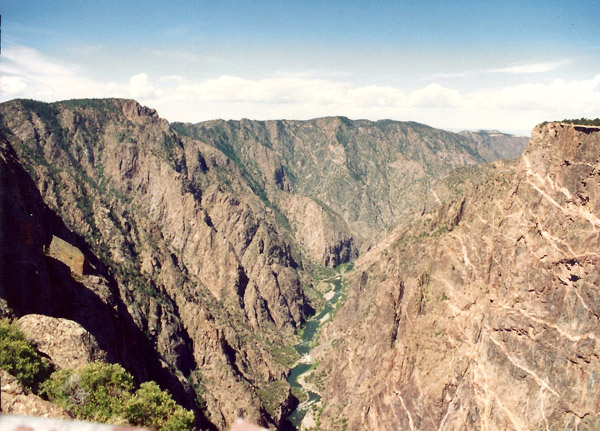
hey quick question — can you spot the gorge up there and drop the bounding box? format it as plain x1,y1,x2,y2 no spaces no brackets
3,98,596,431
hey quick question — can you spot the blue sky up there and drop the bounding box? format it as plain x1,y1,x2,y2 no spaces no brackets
1,1,600,134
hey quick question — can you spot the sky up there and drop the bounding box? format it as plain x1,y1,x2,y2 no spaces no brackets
1,1,600,135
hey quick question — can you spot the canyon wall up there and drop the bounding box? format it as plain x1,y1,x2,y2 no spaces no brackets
316,123,600,430
0,99,312,429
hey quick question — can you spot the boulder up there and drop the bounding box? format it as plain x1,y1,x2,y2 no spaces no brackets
18,314,107,370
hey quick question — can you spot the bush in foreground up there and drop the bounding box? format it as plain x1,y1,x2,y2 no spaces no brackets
0,319,52,391
123,381,195,431
42,362,194,431
41,362,134,423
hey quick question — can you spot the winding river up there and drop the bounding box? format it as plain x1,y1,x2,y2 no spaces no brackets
286,273,345,429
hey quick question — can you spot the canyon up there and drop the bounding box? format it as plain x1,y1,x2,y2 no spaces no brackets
6,98,593,431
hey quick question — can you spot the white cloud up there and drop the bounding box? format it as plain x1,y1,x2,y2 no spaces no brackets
473,75,600,112
346,85,405,107
0,46,114,100
0,76,28,95
430,71,471,79
430,60,569,80
490,61,566,74
408,83,463,108
1,46,598,135
129,73,163,99
177,75,350,105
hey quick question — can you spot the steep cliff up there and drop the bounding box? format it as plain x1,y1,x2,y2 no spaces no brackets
173,119,526,263
0,99,314,429
316,122,600,430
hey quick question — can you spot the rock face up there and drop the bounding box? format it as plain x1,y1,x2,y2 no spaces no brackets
46,236,85,275
174,118,526,262
282,194,355,267
0,369,70,418
0,99,312,429
17,314,108,370
316,123,600,430
458,129,529,162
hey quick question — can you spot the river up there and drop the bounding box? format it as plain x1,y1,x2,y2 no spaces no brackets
286,272,345,429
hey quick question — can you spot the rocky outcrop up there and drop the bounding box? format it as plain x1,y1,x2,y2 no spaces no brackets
17,314,108,370
46,236,85,275
0,369,70,418
316,122,600,430
0,127,204,425
282,195,357,267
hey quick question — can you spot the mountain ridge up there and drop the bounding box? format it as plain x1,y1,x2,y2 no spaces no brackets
173,114,525,261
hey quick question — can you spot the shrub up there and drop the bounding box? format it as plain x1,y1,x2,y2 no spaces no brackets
0,319,52,392
41,362,134,423
42,362,194,431
561,118,600,126
123,381,195,431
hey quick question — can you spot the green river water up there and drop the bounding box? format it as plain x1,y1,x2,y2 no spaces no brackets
286,275,344,428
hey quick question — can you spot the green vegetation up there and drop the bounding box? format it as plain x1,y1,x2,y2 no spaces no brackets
42,362,194,431
304,361,327,393
291,385,307,403
170,122,191,138
42,362,134,422
0,323,195,431
329,415,349,431
149,132,187,173
314,403,324,429
0,319,53,392
256,380,289,418
17,100,108,245
269,342,300,368
59,99,118,114
186,370,208,410
20,100,68,151
173,121,295,233
561,118,600,126
432,225,449,236
336,262,354,274
122,381,196,431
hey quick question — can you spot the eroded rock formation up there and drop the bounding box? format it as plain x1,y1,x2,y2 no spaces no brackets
0,369,70,419
46,236,85,275
174,118,526,262
0,99,311,429
316,123,600,430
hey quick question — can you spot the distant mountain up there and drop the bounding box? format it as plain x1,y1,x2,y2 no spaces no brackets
174,118,527,260
458,129,529,162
